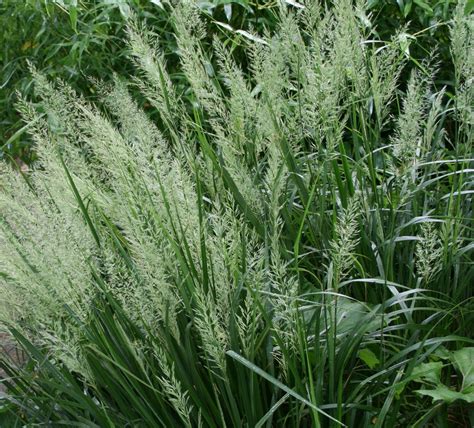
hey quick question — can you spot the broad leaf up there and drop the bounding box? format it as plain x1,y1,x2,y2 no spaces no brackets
451,347,474,391
416,385,474,404
412,362,443,385
413,0,433,14
358,348,380,369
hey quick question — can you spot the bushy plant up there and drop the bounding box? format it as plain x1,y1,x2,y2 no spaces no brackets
1,0,473,426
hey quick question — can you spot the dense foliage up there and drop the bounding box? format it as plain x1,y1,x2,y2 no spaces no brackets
0,0,270,164
1,0,473,427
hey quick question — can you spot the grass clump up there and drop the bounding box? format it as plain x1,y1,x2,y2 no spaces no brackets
1,1,473,426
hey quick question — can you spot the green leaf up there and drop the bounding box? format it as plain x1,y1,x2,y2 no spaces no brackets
451,347,474,390
394,382,405,400
150,0,164,8
198,0,250,13
1,114,45,151
103,0,131,17
416,385,474,404
358,348,380,369
396,0,405,13
255,393,290,428
59,154,101,248
398,32,415,57
334,300,380,334
214,0,249,7
413,0,433,14
224,4,232,20
69,2,78,32
367,0,380,9
403,1,412,17
192,108,264,238
412,362,443,385
466,0,474,15
118,3,131,18
433,346,451,361
283,0,305,8
226,351,345,426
